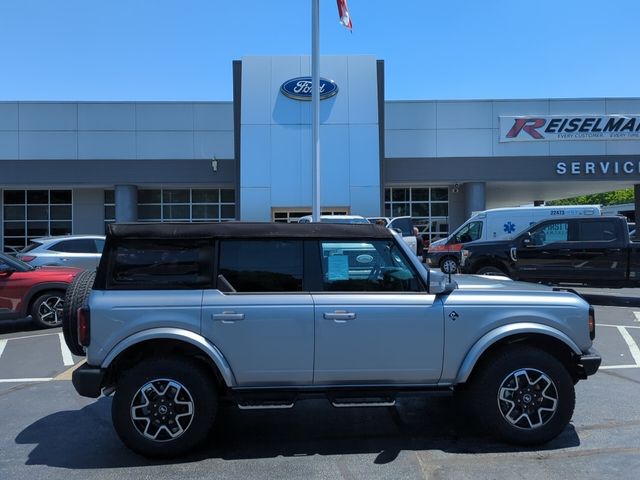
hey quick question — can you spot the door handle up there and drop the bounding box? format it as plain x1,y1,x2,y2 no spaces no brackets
607,248,622,253
323,311,356,321
212,311,245,322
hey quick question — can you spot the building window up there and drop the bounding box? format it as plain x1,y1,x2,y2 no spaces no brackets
3,190,72,252
104,188,235,230
272,208,349,223
384,187,449,243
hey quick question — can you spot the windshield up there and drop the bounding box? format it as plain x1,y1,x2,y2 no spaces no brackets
453,221,483,243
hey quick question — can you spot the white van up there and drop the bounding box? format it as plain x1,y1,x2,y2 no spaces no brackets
433,205,602,247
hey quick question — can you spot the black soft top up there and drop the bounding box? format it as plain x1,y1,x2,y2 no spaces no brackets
107,222,393,240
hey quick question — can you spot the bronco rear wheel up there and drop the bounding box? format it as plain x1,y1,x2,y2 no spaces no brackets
112,357,217,458
467,346,575,445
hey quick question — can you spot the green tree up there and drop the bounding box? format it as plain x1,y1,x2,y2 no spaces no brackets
547,188,634,206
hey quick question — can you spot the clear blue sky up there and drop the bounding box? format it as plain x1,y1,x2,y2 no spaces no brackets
1,0,638,101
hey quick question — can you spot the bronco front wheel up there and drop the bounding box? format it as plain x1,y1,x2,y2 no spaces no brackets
467,346,575,445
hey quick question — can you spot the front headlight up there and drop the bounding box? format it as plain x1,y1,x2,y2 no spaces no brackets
460,249,470,266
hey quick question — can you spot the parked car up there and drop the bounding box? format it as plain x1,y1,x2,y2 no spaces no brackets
367,216,418,255
64,222,599,457
427,205,602,274
16,235,105,269
0,252,80,328
459,215,638,287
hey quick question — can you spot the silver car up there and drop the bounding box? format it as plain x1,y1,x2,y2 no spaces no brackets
17,234,105,269
63,222,600,458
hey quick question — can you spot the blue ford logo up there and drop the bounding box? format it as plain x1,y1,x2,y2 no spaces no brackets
280,77,338,101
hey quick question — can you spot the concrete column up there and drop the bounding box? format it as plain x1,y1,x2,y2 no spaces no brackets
115,185,138,223
464,182,486,220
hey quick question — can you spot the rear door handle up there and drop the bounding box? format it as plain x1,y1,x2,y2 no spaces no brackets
212,311,245,322
323,311,356,321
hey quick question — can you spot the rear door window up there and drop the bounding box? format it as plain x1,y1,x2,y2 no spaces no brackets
578,220,618,241
218,239,304,292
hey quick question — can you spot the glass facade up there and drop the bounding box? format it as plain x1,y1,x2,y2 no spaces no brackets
384,187,449,243
105,188,236,231
3,190,73,252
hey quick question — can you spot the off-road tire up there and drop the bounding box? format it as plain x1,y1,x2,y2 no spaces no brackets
467,346,575,445
112,357,217,458
62,270,96,356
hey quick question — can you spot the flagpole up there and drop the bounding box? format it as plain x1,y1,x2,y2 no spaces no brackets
311,0,320,222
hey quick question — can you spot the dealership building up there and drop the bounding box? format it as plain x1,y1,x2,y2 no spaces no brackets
2,55,640,252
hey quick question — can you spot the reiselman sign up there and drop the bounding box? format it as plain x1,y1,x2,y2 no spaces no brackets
500,115,640,142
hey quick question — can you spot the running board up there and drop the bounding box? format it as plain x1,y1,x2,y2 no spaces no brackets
237,400,295,410
330,397,396,408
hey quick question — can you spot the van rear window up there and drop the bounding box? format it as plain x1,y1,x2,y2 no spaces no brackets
107,239,212,289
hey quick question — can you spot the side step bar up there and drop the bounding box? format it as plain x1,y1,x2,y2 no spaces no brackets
235,396,397,410
330,397,396,408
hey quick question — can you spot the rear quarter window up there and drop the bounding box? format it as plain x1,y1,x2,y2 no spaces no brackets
107,239,212,289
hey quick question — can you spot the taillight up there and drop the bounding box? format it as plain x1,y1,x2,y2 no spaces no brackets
78,307,91,346
20,255,36,262
588,306,596,340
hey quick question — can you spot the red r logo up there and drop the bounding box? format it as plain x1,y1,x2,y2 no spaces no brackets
506,118,546,139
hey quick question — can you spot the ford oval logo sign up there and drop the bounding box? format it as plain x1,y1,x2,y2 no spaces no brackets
280,77,338,101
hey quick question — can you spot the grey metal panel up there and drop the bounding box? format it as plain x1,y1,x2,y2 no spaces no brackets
72,188,106,234
550,140,607,156
78,103,136,131
19,103,77,130
136,131,194,159
437,101,492,129
19,131,77,159
0,132,19,159
385,129,437,158
193,103,234,131
549,99,606,115
0,103,19,130
135,103,194,130
385,101,437,130
437,129,493,157
605,98,640,114
606,140,640,155
194,131,234,159
0,159,236,185
78,132,136,159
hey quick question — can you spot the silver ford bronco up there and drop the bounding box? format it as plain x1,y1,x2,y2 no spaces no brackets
63,222,600,458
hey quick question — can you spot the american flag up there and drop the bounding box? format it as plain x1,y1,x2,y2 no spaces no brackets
336,0,352,30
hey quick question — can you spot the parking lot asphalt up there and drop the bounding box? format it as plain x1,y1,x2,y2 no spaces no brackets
1,297,639,480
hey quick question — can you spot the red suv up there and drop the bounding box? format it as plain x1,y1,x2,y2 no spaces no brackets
0,251,81,328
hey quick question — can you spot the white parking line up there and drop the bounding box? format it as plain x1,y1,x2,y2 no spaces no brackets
600,365,639,370
58,333,75,366
0,378,52,383
1,332,61,341
617,326,640,366
0,339,6,359
634,311,640,323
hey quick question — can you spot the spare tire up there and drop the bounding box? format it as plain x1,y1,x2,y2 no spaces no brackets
62,269,96,356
